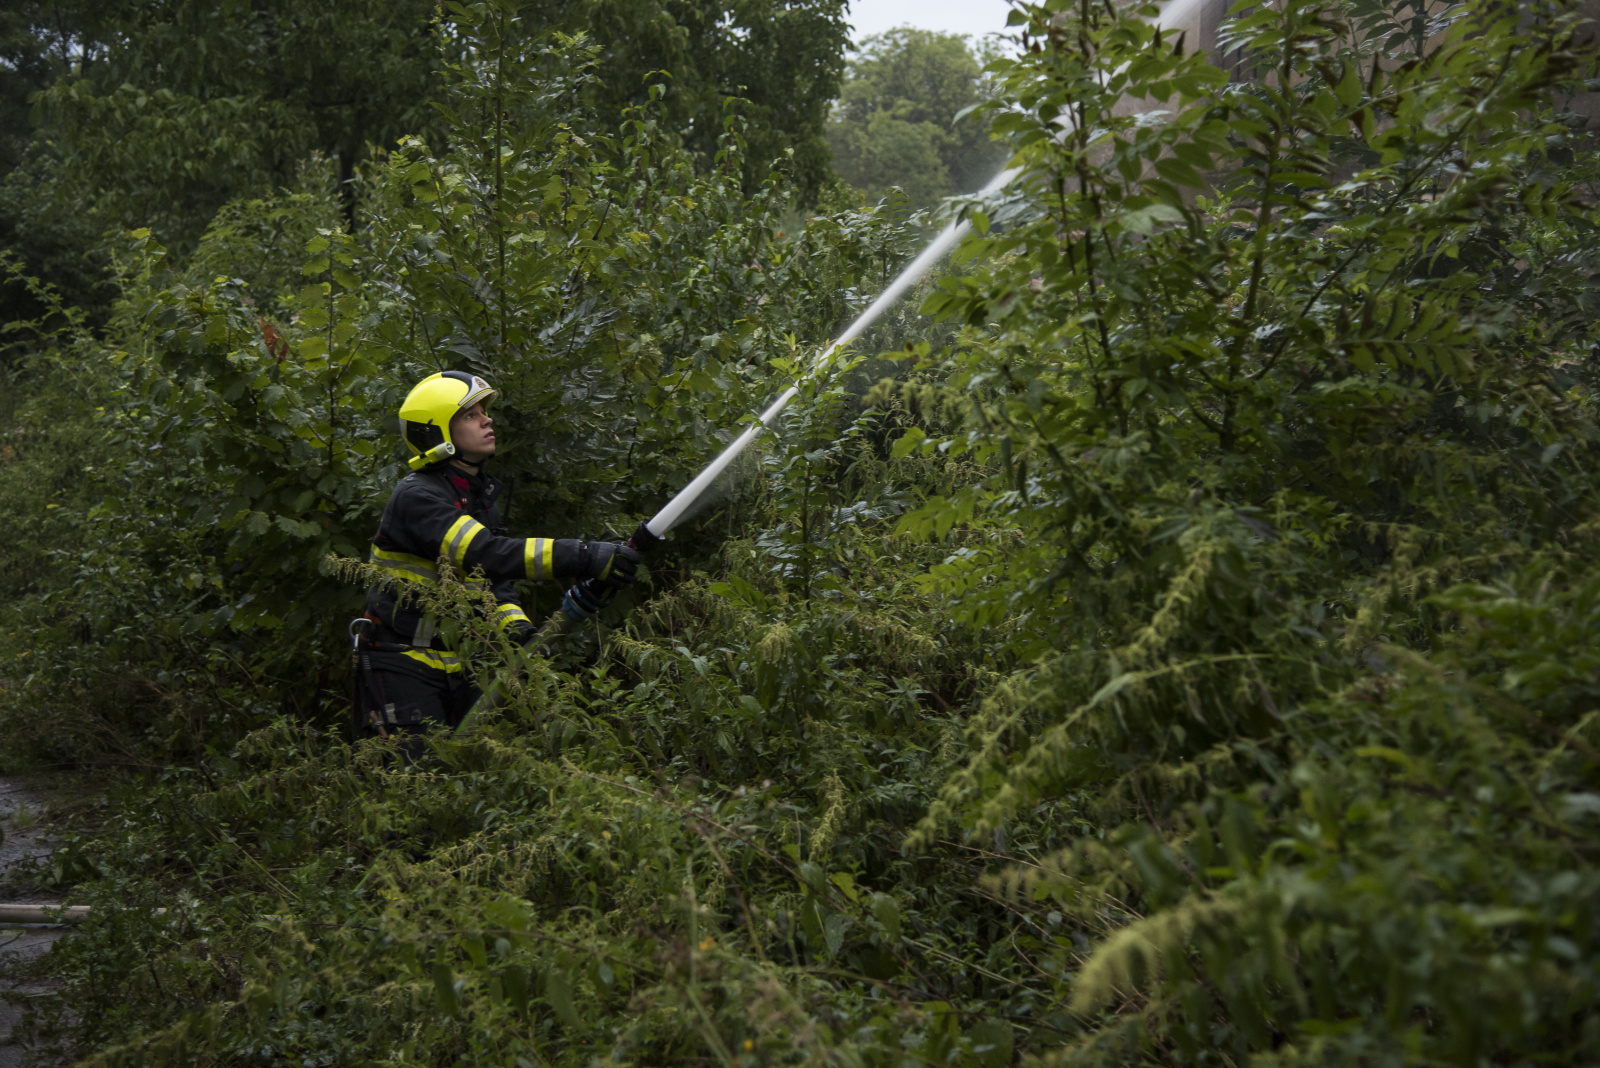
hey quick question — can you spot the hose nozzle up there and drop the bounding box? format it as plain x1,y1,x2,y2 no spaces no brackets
628,519,665,553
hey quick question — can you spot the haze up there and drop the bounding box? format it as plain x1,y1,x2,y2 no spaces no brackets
846,0,1018,43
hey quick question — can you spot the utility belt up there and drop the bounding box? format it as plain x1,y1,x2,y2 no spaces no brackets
351,613,424,652
348,615,464,736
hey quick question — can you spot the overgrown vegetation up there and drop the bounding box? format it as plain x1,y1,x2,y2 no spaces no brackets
3,0,1600,1063
0,0,850,323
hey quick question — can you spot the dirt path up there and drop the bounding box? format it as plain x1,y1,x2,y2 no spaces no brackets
0,777,65,1068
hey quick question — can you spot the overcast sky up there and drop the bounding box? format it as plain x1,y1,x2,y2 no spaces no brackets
844,0,1019,45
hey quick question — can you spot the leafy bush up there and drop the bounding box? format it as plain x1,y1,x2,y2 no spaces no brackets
4,0,1600,1063
0,23,913,766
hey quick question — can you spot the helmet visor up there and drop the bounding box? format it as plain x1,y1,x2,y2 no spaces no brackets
458,375,497,411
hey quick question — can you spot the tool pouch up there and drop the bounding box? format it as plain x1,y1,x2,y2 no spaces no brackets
349,618,432,736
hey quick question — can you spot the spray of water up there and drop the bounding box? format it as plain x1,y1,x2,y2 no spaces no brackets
643,0,1210,539
645,167,1020,538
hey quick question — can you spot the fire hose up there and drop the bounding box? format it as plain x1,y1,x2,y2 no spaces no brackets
449,167,1023,735
449,0,1233,733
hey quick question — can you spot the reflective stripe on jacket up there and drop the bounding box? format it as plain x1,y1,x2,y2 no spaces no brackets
365,464,580,653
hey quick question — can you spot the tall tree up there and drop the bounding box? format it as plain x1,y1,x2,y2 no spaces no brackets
574,0,849,194
15,0,443,240
0,0,444,323
0,2,84,178
0,1,119,320
0,0,850,324
826,28,1006,207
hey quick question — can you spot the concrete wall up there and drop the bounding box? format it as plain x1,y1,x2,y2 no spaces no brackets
1159,0,1249,77
1155,0,1600,123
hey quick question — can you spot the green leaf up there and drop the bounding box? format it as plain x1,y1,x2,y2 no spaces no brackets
870,892,901,940
1171,142,1215,171
1335,60,1362,108
503,967,530,1015
1118,203,1184,234
891,427,927,459
1154,157,1207,188
967,1020,1014,1068
798,861,827,893
273,515,319,539
545,966,580,1029
1358,108,1377,146
433,962,459,1016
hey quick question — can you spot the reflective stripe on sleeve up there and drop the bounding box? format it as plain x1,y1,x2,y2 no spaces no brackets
492,603,531,631
401,647,462,674
441,515,487,571
525,537,554,579
370,546,438,583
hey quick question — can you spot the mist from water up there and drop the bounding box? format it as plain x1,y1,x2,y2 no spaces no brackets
645,167,1018,537
645,0,1210,538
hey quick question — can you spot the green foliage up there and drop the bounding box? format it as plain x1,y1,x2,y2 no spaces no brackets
0,0,852,324
886,0,1600,1058
0,21,911,755
1001,569,1600,1063
571,0,850,197
4,0,1600,1063
0,2,113,321
0,0,441,322
907,0,1600,825
828,29,1008,208
0,4,64,177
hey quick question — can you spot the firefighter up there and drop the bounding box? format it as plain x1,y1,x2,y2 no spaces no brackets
352,370,640,742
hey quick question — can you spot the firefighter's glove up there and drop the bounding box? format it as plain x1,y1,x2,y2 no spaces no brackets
577,541,643,591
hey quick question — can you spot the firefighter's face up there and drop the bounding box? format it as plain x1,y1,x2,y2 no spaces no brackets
451,402,496,461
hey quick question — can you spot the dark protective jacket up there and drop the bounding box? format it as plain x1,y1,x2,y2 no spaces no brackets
365,463,584,673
